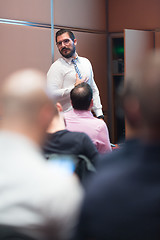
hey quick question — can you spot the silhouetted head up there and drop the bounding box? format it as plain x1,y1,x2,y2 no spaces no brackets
0,69,55,145
123,50,160,140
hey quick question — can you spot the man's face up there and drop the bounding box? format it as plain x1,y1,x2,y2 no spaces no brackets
56,32,76,58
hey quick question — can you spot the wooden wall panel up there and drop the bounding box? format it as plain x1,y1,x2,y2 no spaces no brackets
0,0,51,24
0,0,108,119
155,32,160,49
0,23,51,82
109,0,160,32
54,0,107,31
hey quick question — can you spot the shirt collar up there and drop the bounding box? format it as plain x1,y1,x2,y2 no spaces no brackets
72,109,93,117
62,52,79,65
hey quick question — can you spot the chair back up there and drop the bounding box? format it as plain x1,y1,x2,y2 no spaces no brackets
45,153,96,182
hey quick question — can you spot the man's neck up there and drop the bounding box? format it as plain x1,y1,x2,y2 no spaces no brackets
47,115,66,134
72,52,78,59
64,52,77,60
0,120,43,146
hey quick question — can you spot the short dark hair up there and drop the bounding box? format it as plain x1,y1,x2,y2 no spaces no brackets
70,83,93,110
56,29,75,43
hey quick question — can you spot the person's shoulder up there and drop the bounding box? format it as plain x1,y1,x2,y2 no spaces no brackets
34,155,82,189
97,147,123,166
97,139,140,169
96,117,106,125
47,58,66,77
91,116,107,127
66,130,90,140
48,58,64,70
64,109,74,118
78,56,91,64
37,161,84,215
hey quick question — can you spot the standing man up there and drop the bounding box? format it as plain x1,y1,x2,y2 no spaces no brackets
47,29,104,119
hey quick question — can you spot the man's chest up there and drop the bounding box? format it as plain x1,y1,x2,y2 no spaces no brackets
61,63,91,86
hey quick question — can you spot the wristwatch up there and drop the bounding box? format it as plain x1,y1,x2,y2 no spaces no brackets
97,115,104,120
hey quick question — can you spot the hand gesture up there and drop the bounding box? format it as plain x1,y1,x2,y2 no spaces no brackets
74,73,89,87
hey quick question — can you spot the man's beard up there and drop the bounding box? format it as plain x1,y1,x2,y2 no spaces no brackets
60,46,76,59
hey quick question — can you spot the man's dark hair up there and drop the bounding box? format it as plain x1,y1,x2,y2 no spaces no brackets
56,29,75,43
70,83,93,110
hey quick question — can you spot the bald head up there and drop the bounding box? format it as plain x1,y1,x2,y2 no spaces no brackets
1,69,51,118
2,69,46,96
70,82,93,110
0,69,55,144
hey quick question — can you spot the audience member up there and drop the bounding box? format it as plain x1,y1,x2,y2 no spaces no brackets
64,82,112,153
47,29,104,119
0,69,83,240
72,50,160,240
43,102,99,180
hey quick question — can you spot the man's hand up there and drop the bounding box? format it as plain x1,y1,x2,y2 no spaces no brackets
97,115,105,121
74,73,89,87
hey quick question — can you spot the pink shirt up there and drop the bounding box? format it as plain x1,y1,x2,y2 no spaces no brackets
64,109,112,153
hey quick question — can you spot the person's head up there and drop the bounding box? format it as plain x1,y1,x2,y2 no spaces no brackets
122,77,143,139
56,29,77,59
0,69,55,145
70,82,93,111
123,50,160,141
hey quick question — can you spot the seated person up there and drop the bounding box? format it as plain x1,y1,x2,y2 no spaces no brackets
72,51,160,240
0,69,83,240
43,102,99,180
64,82,112,153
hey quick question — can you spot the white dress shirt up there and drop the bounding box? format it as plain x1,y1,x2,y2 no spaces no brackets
47,55,103,117
0,131,83,240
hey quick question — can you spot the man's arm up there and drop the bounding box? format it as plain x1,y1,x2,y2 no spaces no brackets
88,62,103,117
47,62,73,102
82,133,99,165
96,121,112,153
